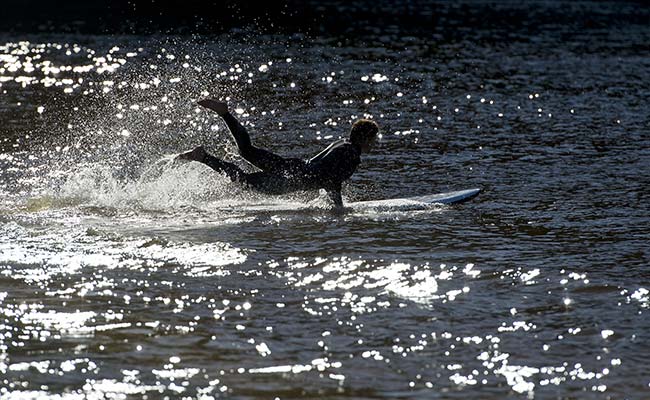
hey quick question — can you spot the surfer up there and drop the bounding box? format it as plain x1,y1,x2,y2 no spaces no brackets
176,99,379,207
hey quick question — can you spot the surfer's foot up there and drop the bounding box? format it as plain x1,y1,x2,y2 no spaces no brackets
175,146,207,163
198,99,228,115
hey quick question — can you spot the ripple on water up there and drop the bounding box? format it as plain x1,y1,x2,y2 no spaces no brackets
2,13,650,397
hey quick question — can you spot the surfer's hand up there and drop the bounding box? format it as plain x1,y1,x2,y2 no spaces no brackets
198,99,228,115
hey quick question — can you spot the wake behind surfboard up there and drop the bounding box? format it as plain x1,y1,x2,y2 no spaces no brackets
350,188,481,212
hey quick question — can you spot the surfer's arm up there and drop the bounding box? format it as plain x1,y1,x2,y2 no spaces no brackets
325,184,343,208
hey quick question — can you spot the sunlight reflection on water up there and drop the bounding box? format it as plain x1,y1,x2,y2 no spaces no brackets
1,14,650,397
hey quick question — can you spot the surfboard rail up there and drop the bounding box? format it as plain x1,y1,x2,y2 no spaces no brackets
350,188,481,210
408,188,481,204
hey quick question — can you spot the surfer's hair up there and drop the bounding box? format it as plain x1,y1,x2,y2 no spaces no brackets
350,119,379,147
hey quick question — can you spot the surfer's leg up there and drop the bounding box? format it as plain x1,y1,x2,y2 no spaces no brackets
176,146,247,182
221,113,291,173
202,153,248,182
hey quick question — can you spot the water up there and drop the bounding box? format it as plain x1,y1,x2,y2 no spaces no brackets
1,2,650,398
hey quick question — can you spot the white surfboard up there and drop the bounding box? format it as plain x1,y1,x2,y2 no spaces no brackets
350,188,481,211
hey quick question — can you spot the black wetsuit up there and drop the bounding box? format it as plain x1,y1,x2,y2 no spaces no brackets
200,112,361,206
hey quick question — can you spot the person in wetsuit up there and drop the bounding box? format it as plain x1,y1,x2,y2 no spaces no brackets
176,99,379,207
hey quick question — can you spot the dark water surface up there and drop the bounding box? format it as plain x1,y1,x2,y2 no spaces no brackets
1,2,650,399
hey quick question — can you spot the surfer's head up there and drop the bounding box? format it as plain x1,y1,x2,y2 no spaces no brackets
350,119,379,153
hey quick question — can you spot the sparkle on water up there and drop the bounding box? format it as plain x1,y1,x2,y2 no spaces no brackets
1,8,650,398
